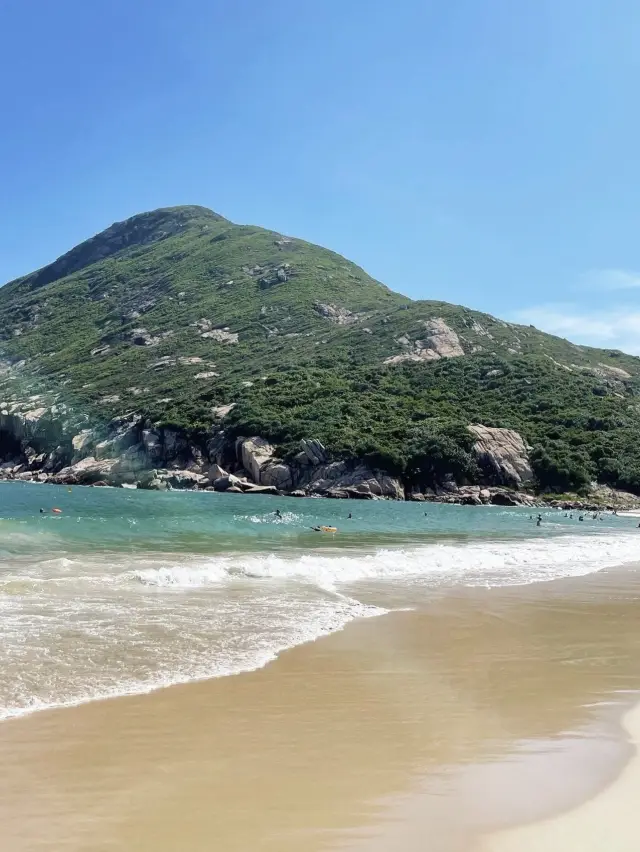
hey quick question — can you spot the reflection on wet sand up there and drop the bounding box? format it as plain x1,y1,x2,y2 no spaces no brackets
2,566,640,852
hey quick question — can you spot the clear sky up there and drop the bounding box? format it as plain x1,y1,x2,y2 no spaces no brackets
2,0,640,351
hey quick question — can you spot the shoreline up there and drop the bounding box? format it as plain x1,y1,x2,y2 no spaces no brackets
3,568,640,851
2,474,639,512
481,700,640,851
0,606,390,726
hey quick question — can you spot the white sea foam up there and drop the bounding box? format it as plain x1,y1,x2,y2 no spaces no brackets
129,532,640,592
1,531,638,722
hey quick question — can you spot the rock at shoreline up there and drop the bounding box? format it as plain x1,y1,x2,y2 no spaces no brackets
239,437,276,484
207,463,228,483
51,457,119,485
260,462,294,492
303,461,404,500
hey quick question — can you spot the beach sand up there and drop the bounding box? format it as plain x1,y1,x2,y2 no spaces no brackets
3,566,640,851
481,702,640,852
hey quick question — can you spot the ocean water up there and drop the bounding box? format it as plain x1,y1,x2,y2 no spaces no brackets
0,481,638,721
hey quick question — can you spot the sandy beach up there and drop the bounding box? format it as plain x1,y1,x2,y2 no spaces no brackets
482,702,640,852
1,564,640,851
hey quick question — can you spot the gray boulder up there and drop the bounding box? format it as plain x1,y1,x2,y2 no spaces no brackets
207,463,228,483
239,437,276,483
51,456,119,485
299,438,327,466
469,425,533,487
490,491,520,507
213,473,247,492
242,484,279,495
71,429,97,461
304,462,404,499
161,470,206,490
260,462,293,491
385,318,465,365
94,415,141,460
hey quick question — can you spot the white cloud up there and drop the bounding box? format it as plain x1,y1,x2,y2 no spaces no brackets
511,304,640,355
581,268,640,291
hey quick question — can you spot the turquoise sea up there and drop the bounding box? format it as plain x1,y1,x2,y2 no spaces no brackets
1,481,638,721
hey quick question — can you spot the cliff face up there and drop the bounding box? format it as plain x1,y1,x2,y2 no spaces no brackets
2,205,640,498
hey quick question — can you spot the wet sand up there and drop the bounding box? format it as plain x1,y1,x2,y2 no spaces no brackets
482,702,640,852
3,565,640,851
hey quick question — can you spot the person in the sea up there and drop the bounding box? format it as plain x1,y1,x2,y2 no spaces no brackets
39,508,45,514
536,518,541,526
274,509,282,519
347,512,352,519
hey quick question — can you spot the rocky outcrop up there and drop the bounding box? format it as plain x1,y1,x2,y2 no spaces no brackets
51,457,119,485
0,398,528,501
260,462,294,491
206,435,404,499
384,318,465,365
236,437,296,491
212,403,235,421
239,437,276,483
160,470,207,490
299,438,328,466
408,484,539,507
194,319,238,343
94,415,140,460
71,429,95,460
257,263,293,289
468,425,533,487
314,303,360,325
207,463,228,483
128,328,160,347
2,410,638,509
302,461,404,500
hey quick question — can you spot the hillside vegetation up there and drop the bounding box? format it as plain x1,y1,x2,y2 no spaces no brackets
1,204,640,494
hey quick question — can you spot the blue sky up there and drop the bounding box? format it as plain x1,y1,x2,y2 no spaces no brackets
2,0,640,352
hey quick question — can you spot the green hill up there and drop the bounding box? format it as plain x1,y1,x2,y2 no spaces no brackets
1,204,640,495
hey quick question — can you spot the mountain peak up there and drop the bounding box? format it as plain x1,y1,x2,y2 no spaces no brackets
17,205,227,292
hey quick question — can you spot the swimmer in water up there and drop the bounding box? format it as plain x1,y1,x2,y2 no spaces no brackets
348,512,352,519
274,509,282,519
39,508,45,514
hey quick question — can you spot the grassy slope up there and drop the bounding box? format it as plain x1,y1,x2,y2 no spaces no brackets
1,205,639,492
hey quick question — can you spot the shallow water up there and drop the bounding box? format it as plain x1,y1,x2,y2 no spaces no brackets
0,481,638,720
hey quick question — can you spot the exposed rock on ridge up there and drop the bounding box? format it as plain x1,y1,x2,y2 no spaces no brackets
384,318,465,364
